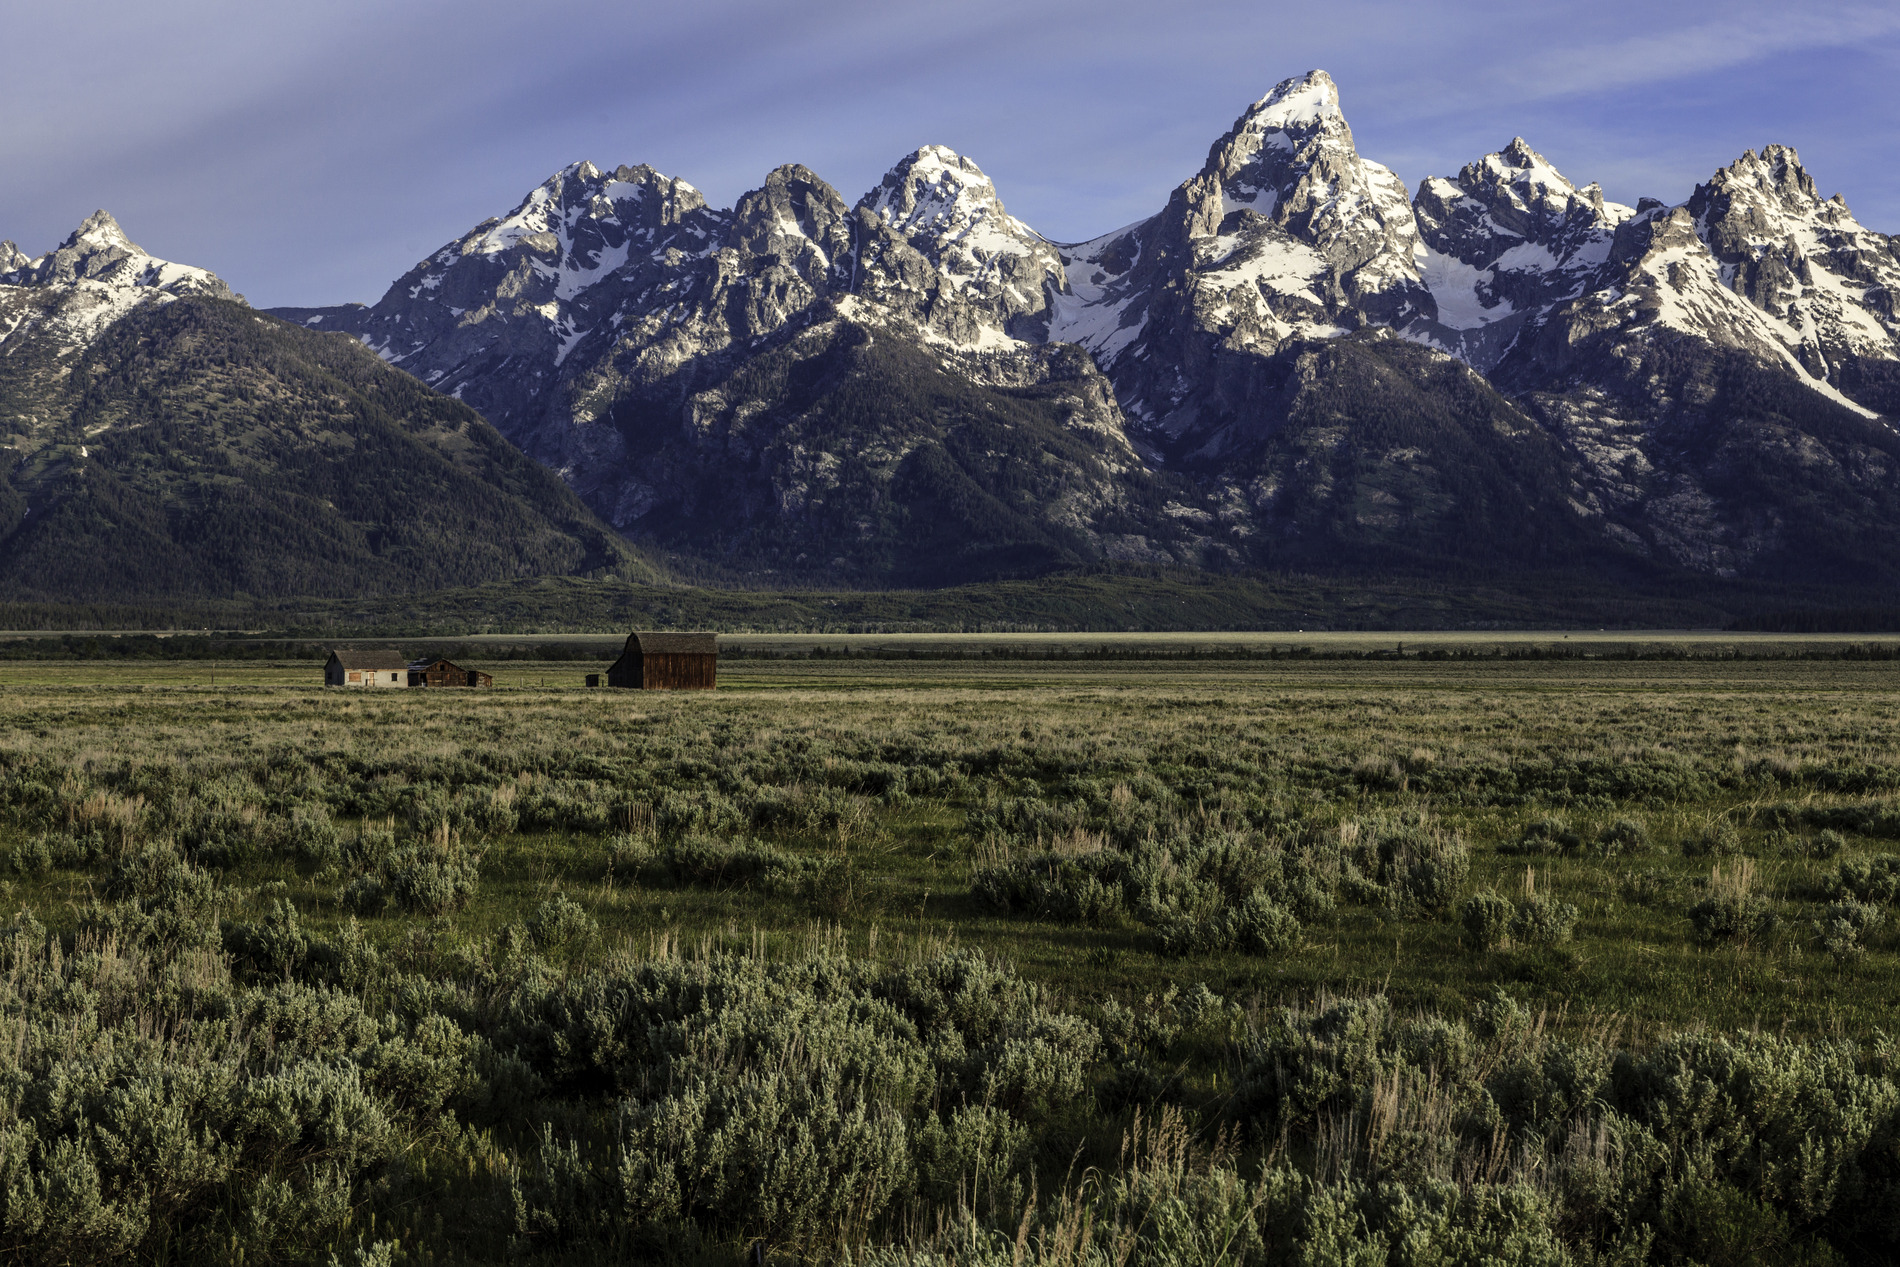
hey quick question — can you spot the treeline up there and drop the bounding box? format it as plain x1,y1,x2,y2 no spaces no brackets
0,635,327,661
1733,607,1900,633
0,637,619,663
8,635,1900,664
734,642,1900,662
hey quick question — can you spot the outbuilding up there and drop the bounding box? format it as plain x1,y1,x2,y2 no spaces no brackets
606,632,718,690
409,658,493,688
325,649,410,688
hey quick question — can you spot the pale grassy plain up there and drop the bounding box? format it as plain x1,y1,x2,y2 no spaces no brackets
7,650,1900,1039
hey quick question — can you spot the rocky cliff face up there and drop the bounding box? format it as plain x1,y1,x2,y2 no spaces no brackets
262,69,1900,588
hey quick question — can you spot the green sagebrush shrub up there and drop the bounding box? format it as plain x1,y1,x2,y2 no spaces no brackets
972,828,1318,959
1462,890,1515,950
1226,991,1900,1265
1817,899,1884,961
1502,814,1647,858
1786,829,1847,860
1463,891,1577,951
974,815,1469,958
646,835,857,914
503,950,1094,1257
1151,889,1299,958
527,893,598,955
1682,819,1744,857
1828,854,1900,904
1502,816,1583,856
1688,893,1778,944
1350,815,1470,915
970,850,1125,925
1512,894,1580,946
343,841,480,917
0,909,473,1265
1599,817,1651,855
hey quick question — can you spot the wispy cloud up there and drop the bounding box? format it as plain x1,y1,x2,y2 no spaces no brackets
1485,4,1900,102
1,0,1894,305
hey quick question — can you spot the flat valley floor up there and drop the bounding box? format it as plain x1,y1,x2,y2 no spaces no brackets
5,650,1900,1262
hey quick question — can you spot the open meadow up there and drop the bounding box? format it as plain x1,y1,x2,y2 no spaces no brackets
4,651,1900,1264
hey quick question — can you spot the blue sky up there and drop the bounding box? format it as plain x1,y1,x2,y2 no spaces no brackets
3,0,1895,308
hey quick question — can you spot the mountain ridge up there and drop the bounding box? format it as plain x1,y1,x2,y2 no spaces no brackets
258,68,1899,593
0,218,660,600
6,68,1897,603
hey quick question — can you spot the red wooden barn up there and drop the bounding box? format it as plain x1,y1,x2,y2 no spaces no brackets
408,659,493,688
606,632,717,690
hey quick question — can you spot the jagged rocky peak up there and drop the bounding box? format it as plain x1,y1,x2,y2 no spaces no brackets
1518,177,1886,421
852,146,1064,346
0,210,235,355
1169,68,1424,338
453,160,720,272
14,210,231,298
1403,140,1633,372
34,211,145,282
1699,145,1823,220
1416,138,1632,258
862,145,1041,252
1190,70,1417,265
870,146,1065,327
1200,69,1352,210
1684,145,1900,360
727,163,852,286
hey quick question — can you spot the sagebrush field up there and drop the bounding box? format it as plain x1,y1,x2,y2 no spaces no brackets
5,652,1900,1264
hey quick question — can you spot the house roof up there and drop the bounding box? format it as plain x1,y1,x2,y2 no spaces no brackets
328,649,411,672
622,632,718,656
409,658,464,672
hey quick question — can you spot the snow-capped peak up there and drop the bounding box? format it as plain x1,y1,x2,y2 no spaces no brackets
1682,142,1900,371
862,146,1030,248
12,210,229,298
1478,139,1584,211
1175,67,1423,336
0,210,235,354
854,144,1061,336
1242,69,1343,135
69,209,135,253
1203,68,1357,198
1405,141,1632,370
1705,145,1817,212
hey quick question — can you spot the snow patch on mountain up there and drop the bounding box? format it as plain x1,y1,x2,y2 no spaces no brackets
1416,245,1513,330
0,211,236,353
1048,223,1149,363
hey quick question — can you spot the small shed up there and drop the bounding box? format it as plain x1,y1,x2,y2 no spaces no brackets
325,649,410,688
409,659,492,688
607,632,718,690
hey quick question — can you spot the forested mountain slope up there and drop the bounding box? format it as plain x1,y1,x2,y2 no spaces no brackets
0,216,653,600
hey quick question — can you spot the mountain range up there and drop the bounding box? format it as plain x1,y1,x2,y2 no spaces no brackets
5,69,1898,604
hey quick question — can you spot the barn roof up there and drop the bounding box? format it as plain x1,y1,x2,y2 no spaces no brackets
328,648,410,672
623,632,718,655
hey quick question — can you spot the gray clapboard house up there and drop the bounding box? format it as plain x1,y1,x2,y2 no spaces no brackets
325,649,411,687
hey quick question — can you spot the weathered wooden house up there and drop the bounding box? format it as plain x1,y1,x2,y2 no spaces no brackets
606,632,718,689
409,659,493,688
325,649,410,687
